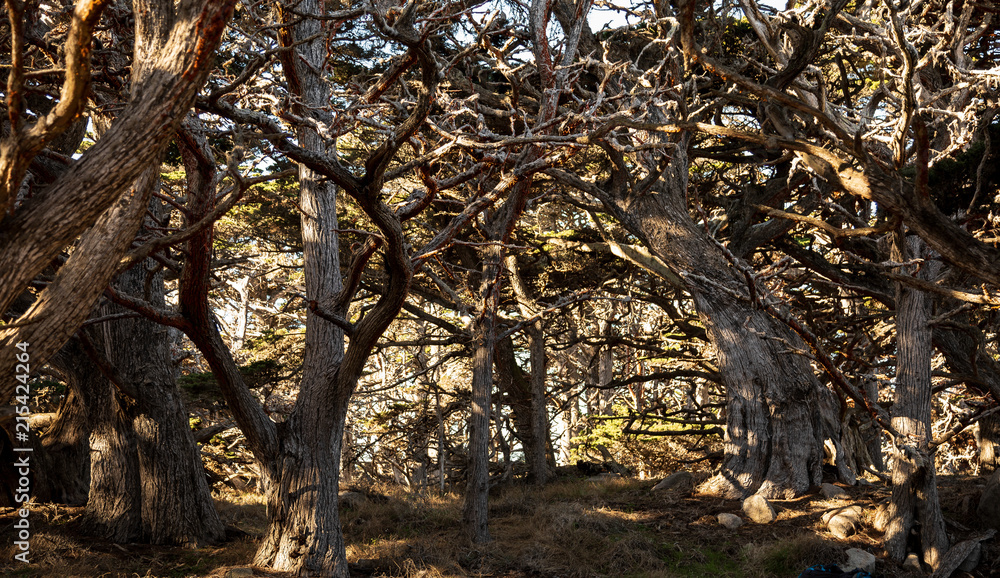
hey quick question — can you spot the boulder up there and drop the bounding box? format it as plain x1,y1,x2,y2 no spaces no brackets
652,471,694,495
742,494,776,524
820,483,849,500
843,548,877,573
903,553,921,572
225,569,254,578
822,505,863,539
717,513,742,529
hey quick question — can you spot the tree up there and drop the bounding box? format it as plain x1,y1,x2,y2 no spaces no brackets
0,0,238,400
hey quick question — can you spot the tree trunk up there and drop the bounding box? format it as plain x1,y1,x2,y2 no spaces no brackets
30,339,99,505
979,414,1000,473
86,258,225,546
884,234,948,569
609,133,827,498
463,241,502,543
504,255,551,484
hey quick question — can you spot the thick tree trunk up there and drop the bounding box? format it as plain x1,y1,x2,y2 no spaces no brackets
693,287,827,498
884,234,948,569
611,133,826,498
0,0,238,389
251,4,349,568
526,325,550,484
86,260,225,546
979,414,1000,473
255,406,347,574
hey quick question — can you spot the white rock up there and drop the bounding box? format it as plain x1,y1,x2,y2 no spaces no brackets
717,513,743,529
843,548,877,573
742,494,776,524
820,483,849,500
652,471,694,494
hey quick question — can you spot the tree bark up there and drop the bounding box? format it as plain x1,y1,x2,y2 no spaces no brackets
505,255,551,485
980,414,1000,473
0,0,238,390
86,256,225,546
600,133,827,498
464,241,503,543
884,234,948,569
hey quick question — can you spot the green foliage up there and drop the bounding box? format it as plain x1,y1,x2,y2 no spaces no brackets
178,359,285,401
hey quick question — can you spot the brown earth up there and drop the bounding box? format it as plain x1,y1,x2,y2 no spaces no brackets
0,474,995,577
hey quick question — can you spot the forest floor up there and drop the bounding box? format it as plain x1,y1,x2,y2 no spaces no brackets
0,473,995,578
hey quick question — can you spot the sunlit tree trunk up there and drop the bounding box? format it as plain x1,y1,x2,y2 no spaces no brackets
884,234,948,569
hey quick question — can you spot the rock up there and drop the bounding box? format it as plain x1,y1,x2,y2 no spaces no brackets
338,490,367,510
903,553,921,572
742,494,776,524
717,513,742,529
224,569,254,578
959,542,982,572
821,505,862,525
843,548,877,573
652,471,694,494
822,505,862,540
820,483,849,500
827,515,856,539
978,469,1000,530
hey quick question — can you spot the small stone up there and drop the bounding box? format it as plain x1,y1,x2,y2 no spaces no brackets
959,542,982,572
843,548,877,573
820,483,849,500
903,553,921,572
742,494,776,524
717,513,742,529
225,569,254,578
652,471,694,494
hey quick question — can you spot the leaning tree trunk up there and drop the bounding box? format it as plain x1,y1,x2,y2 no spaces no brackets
884,234,948,569
611,133,827,498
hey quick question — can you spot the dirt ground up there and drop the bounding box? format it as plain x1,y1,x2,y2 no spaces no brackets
0,474,995,577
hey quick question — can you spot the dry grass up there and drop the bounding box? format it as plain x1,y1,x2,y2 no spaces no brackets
0,475,997,577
